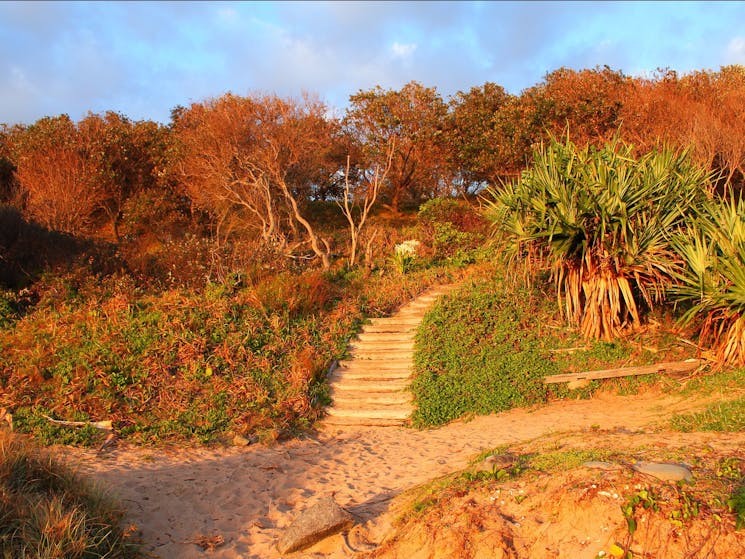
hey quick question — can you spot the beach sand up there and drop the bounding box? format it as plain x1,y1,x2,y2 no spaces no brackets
65,389,713,558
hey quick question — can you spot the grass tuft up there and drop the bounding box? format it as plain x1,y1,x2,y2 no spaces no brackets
0,431,139,558
670,398,745,432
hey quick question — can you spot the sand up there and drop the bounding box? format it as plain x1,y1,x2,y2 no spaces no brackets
64,388,718,559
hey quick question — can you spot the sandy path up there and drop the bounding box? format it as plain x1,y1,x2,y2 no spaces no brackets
65,389,716,559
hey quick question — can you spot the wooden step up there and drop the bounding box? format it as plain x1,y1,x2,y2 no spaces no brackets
325,405,411,420
323,282,456,429
367,318,422,327
350,353,415,363
331,369,412,382
361,324,419,334
323,415,406,427
348,340,415,351
355,332,416,343
330,377,411,391
330,391,413,406
338,359,411,370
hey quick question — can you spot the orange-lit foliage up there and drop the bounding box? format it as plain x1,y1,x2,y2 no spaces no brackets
0,127,16,204
622,66,745,191
522,66,631,144
8,112,165,238
345,81,452,210
171,93,339,268
447,82,516,187
9,115,106,235
446,67,632,183
76,112,167,240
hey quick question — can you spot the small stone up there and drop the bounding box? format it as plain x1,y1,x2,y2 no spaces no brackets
477,453,517,472
582,461,620,471
632,462,693,482
232,434,251,446
277,495,355,554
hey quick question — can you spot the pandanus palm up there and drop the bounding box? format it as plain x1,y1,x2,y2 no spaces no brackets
485,134,710,340
671,196,745,364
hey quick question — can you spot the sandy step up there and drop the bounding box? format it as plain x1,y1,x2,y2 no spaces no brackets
349,351,414,361
361,324,419,334
330,391,413,406
329,377,411,391
325,405,411,420
348,340,415,351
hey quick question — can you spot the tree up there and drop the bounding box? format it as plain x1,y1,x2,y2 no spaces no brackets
621,66,745,193
520,66,630,144
344,82,451,211
9,115,106,234
446,82,515,188
172,93,338,268
0,127,16,204
7,113,164,238
77,112,166,240
337,139,395,267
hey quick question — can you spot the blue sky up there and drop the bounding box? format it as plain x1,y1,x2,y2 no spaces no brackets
1,1,744,125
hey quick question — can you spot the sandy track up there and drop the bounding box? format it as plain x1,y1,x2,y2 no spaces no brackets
64,389,718,559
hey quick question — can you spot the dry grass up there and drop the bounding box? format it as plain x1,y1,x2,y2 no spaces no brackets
0,431,139,558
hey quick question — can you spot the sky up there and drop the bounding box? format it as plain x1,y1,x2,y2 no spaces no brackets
1,1,744,126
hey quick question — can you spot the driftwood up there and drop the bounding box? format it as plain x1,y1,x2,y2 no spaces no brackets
43,415,113,431
544,358,703,384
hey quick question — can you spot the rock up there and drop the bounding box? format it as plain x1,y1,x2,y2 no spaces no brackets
477,453,517,472
632,462,693,482
582,461,620,471
232,434,251,446
277,495,355,554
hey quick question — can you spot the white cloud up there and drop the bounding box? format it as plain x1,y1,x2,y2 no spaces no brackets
726,36,745,62
391,42,417,59
216,6,240,25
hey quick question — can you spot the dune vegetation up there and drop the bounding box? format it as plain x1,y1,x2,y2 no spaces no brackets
1,65,745,448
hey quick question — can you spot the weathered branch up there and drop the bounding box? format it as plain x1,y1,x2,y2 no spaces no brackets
543,359,703,384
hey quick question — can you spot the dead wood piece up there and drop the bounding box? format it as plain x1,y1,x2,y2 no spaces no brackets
543,358,703,384
43,415,113,431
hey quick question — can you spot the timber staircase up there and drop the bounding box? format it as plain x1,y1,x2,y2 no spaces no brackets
323,284,457,427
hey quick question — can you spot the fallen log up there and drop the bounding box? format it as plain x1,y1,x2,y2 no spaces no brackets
544,358,703,384
43,415,113,431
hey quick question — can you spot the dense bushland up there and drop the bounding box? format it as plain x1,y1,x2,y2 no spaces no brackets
0,260,467,445
3,63,745,444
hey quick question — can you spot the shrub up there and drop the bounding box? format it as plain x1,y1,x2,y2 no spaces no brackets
417,197,487,233
417,198,487,260
671,196,745,364
484,133,711,340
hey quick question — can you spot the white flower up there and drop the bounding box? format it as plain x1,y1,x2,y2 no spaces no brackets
393,239,421,257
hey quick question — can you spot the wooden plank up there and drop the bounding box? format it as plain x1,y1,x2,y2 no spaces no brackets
543,359,703,384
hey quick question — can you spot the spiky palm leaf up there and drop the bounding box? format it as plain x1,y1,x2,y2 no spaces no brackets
485,133,711,339
672,197,745,364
